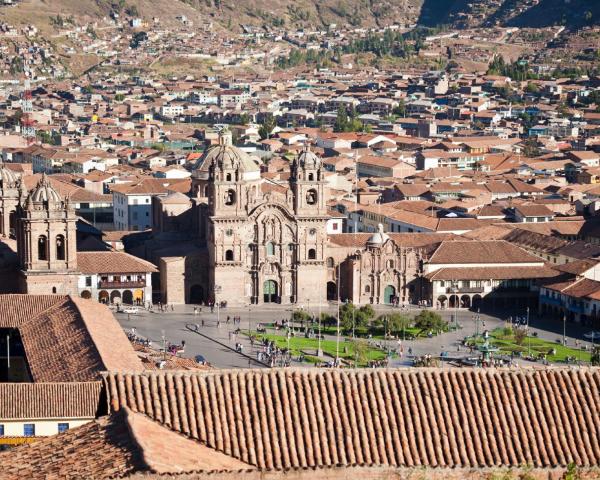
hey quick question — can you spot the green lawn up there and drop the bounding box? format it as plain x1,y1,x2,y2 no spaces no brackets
247,331,389,366
468,328,591,363
287,322,435,341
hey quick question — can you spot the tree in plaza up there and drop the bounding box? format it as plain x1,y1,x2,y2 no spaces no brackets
258,116,276,140
513,326,527,346
339,303,374,335
380,313,412,338
413,310,447,334
352,339,370,365
291,309,311,329
591,346,600,366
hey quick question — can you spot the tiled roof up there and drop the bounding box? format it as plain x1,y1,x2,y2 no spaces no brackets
0,295,143,382
502,228,568,253
425,265,559,281
0,411,142,479
77,251,158,274
327,232,455,248
429,240,541,265
104,368,600,470
0,382,102,420
0,408,252,479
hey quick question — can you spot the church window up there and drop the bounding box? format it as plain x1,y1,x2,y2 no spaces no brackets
387,259,394,269
225,189,236,206
288,243,294,251
306,189,317,205
365,285,371,293
225,250,234,261
226,173,232,182
52,287,57,294
38,235,48,261
308,248,316,260
309,228,316,236
308,173,314,181
226,229,233,236
266,242,275,256
326,257,334,268
56,235,65,261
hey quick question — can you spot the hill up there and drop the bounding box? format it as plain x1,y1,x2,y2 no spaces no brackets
0,0,598,32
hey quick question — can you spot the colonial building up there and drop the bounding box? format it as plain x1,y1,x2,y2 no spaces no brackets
148,130,557,309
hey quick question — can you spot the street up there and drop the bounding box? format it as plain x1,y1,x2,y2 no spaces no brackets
114,304,597,369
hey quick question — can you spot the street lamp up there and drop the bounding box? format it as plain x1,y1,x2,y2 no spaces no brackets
214,284,222,327
526,306,531,357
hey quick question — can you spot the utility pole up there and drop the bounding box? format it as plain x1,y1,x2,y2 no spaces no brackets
526,306,531,357
336,264,341,365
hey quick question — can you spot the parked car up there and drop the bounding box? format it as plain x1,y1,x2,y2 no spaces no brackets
119,306,139,314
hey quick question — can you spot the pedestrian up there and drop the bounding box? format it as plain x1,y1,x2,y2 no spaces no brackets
217,321,221,328
408,347,413,356
201,318,205,327
171,304,174,312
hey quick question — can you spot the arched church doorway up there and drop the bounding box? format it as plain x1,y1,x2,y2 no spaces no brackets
326,281,336,301
189,284,204,304
384,285,396,305
263,280,278,303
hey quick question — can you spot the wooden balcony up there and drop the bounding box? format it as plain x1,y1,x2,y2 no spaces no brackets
98,280,146,289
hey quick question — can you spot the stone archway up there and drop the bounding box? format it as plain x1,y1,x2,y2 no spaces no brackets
110,290,122,304
472,294,482,310
81,290,92,299
460,295,471,309
99,290,109,304
449,295,459,308
122,290,133,305
438,295,448,309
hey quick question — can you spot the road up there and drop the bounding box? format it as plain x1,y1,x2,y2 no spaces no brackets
114,304,597,369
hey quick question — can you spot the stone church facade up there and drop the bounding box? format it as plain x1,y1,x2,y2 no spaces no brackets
0,166,79,295
151,131,443,307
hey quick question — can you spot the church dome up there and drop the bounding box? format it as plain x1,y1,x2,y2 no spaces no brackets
298,144,320,169
27,174,63,206
367,223,389,246
0,163,19,190
193,129,259,179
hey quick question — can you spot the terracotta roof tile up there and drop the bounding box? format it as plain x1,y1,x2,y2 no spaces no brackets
103,368,600,470
0,294,143,382
0,382,102,420
429,240,542,265
0,408,253,479
77,252,158,274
